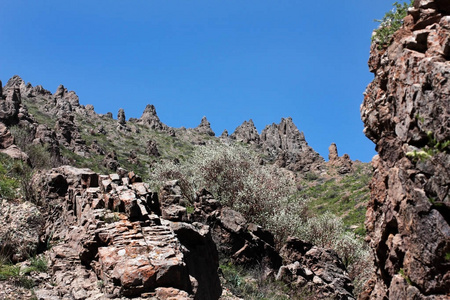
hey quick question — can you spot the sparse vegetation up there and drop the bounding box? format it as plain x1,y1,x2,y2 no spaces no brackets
372,1,413,48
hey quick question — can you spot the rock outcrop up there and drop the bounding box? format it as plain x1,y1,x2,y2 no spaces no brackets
117,108,126,126
33,166,222,299
194,116,215,136
54,84,80,108
328,143,353,174
138,104,168,131
361,1,450,299
277,238,355,300
261,118,324,172
230,119,260,144
0,200,45,263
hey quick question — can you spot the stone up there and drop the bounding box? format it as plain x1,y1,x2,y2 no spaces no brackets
139,104,168,131
230,119,260,144
327,143,353,174
0,122,14,149
146,139,160,157
0,86,21,125
360,1,450,298
117,108,126,125
0,200,45,263
260,117,324,172
194,116,215,136
278,237,355,299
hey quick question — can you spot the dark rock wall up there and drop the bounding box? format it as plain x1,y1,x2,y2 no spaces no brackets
361,1,450,298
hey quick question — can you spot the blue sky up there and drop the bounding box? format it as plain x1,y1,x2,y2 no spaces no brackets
0,1,407,162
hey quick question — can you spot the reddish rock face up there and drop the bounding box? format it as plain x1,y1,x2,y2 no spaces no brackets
361,1,450,298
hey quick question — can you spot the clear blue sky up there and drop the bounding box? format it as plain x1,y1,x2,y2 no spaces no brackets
0,1,407,162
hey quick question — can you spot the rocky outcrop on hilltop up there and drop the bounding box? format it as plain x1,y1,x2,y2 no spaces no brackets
194,116,215,136
0,85,21,126
361,1,450,299
261,118,324,172
230,119,260,144
138,104,168,131
328,143,353,174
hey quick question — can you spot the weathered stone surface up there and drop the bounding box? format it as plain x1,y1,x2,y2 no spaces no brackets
0,200,45,263
170,222,222,300
188,189,282,271
54,113,87,156
260,117,324,172
139,104,168,131
0,122,14,149
230,119,260,144
194,116,215,136
32,166,222,299
361,1,450,298
0,86,21,125
103,151,120,171
54,84,80,108
328,143,353,174
278,237,355,300
117,108,126,126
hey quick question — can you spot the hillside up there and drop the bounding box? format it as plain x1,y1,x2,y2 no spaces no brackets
0,74,371,299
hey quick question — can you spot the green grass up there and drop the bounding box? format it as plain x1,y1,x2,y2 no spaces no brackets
0,256,47,289
298,163,371,235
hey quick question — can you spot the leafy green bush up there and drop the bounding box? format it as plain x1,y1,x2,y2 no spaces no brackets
372,1,413,48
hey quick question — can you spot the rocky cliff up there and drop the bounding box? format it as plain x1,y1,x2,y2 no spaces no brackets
361,0,450,298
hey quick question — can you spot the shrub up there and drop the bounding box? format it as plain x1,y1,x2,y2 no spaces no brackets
0,153,20,200
372,1,413,48
151,143,308,244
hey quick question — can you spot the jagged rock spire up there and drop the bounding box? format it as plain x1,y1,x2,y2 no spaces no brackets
194,116,215,136
230,119,260,144
139,104,168,131
117,108,126,125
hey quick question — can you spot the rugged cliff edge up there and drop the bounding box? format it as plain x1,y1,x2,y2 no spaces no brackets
361,0,450,299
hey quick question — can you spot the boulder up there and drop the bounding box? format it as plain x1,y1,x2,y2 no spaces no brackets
327,143,353,174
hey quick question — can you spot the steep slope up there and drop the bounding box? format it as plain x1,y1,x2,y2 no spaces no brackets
361,1,450,298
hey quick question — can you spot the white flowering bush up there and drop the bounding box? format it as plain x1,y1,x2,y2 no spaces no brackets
150,143,371,292
150,143,308,243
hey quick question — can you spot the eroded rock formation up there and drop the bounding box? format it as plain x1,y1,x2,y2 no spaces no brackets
361,1,450,298
328,143,353,174
194,116,215,136
138,104,168,131
230,119,260,144
261,118,324,172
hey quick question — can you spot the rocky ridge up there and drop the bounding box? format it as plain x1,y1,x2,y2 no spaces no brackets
0,165,355,299
361,0,450,298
